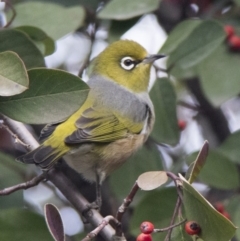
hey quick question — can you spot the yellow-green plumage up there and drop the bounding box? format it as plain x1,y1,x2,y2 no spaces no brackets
17,40,164,183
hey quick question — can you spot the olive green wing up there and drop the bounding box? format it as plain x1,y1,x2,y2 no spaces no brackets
65,107,143,144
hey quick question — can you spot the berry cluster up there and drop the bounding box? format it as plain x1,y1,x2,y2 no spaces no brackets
136,221,154,241
224,25,240,51
214,202,231,220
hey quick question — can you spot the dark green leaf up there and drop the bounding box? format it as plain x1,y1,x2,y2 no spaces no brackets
130,187,177,240
187,150,240,190
0,152,26,209
0,208,52,241
15,26,55,56
160,19,201,54
0,51,28,96
168,20,225,73
109,144,163,201
150,77,179,145
218,130,240,164
11,2,85,40
98,0,161,20
181,175,237,241
198,44,240,106
0,68,89,124
0,29,45,69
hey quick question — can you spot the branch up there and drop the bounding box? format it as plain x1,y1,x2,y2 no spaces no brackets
115,182,139,236
3,116,115,240
0,172,46,195
82,215,120,241
4,1,16,28
47,168,115,240
1,115,39,151
154,218,186,233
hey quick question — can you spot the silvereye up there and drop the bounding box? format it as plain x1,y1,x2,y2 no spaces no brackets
17,40,164,205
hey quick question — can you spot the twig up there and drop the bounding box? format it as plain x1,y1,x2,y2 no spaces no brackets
78,23,96,77
82,215,120,241
0,172,46,195
0,120,31,150
1,115,39,151
166,172,183,202
154,219,186,233
164,197,182,241
4,1,16,28
47,168,115,240
115,182,139,236
177,100,200,111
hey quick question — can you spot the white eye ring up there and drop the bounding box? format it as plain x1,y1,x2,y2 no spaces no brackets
120,56,135,70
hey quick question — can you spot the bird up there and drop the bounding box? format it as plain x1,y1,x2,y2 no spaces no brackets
17,39,165,207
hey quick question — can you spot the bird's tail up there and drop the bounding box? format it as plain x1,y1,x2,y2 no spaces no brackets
16,145,61,170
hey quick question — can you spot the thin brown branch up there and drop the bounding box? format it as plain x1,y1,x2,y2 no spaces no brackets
78,24,96,78
4,1,16,28
164,197,182,241
0,120,31,150
154,218,186,233
177,100,200,111
115,182,139,236
47,168,115,240
166,172,183,202
82,215,120,241
1,115,39,151
0,172,46,195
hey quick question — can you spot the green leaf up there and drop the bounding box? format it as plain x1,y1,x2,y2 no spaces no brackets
0,208,52,241
0,29,45,69
160,19,201,54
109,144,163,201
198,44,240,106
168,20,225,73
130,187,177,240
11,2,85,40
0,68,90,124
150,78,179,145
218,130,240,164
15,26,55,56
0,152,26,209
187,150,240,190
0,51,28,96
180,175,237,241
98,0,161,20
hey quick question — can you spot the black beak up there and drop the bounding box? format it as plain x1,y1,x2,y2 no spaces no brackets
142,54,166,64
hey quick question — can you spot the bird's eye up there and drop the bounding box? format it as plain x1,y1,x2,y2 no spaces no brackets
120,57,135,70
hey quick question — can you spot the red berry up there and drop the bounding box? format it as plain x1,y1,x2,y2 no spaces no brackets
136,233,152,241
185,221,201,235
140,221,154,234
224,25,235,39
214,202,224,213
222,211,231,220
178,120,187,131
228,35,240,50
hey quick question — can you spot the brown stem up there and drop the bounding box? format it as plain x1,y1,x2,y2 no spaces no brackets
154,218,186,233
4,1,16,28
0,173,46,195
82,216,120,241
164,197,182,241
115,182,139,236
0,121,31,150
47,168,115,240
